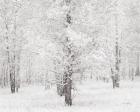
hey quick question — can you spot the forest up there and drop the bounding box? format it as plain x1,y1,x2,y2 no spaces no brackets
0,0,140,112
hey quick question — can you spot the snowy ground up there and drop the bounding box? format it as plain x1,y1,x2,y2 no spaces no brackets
0,79,140,112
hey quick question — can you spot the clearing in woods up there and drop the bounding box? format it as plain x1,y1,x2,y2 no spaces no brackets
0,79,140,112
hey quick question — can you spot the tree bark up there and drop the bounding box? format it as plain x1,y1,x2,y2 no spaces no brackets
135,53,139,76
113,2,120,88
63,0,73,106
10,63,16,93
64,72,72,106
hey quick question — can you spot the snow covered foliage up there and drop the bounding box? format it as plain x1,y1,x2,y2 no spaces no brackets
0,0,140,109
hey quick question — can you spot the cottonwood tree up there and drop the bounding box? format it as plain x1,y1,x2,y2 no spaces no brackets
125,0,140,77
0,0,26,93
56,0,79,106
100,0,122,88
40,0,81,105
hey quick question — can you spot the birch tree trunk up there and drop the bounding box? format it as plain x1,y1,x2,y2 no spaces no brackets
112,1,121,88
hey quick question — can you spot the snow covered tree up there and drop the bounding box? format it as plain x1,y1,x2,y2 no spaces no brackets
135,53,140,76
0,0,27,93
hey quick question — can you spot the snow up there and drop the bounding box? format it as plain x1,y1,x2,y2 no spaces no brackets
0,80,140,112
